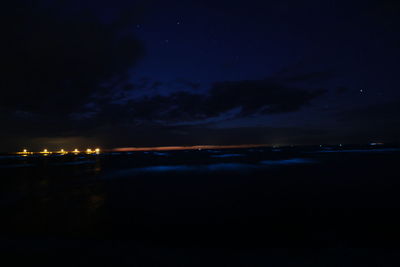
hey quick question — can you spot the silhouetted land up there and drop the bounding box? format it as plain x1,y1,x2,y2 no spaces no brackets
1,146,400,266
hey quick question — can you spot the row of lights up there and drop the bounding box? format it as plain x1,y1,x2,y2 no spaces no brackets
18,148,101,155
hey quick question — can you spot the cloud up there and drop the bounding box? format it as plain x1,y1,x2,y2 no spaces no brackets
108,78,325,125
0,72,326,147
1,0,144,115
207,79,325,116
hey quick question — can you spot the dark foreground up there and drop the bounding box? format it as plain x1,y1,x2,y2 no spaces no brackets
1,146,400,266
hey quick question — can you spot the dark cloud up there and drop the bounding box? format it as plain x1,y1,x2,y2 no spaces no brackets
84,77,325,128
0,70,326,150
206,80,324,116
0,0,146,150
1,0,144,115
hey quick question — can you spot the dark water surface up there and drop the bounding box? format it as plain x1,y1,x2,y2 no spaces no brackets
1,146,400,266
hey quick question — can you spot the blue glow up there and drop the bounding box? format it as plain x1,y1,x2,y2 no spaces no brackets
211,154,244,158
206,163,256,170
153,152,169,156
206,150,221,153
105,163,260,178
104,158,322,179
110,165,194,177
139,165,192,172
260,158,316,165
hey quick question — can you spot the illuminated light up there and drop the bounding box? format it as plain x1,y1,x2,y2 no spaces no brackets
18,149,31,155
86,149,93,154
40,149,51,155
73,149,80,154
95,148,100,153
370,142,384,146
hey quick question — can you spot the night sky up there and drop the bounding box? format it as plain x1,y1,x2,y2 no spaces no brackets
2,0,400,151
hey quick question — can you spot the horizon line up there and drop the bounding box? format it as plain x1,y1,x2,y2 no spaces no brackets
112,144,270,152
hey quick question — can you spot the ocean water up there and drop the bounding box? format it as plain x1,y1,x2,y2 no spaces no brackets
1,146,400,265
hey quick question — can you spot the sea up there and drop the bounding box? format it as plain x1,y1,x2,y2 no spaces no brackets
1,145,400,266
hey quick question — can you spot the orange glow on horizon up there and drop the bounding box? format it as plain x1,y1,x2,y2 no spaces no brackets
112,144,268,152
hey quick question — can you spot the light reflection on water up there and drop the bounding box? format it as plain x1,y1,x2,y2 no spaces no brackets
152,152,169,156
206,163,257,170
106,163,256,177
